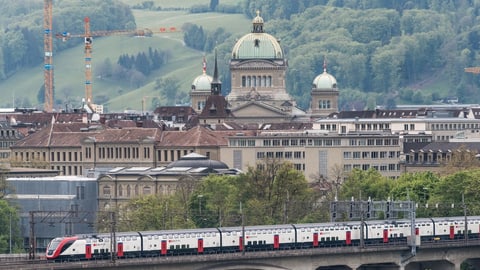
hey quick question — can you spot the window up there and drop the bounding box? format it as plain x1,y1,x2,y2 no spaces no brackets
103,186,111,196
76,186,85,200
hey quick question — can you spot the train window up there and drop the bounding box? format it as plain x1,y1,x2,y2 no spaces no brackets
253,241,258,245
400,233,404,237
247,241,252,246
94,249,99,254
170,245,174,249
176,245,180,249
181,245,186,249
187,245,190,248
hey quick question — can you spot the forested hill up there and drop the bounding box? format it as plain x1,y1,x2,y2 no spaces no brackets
1,0,480,111
242,0,480,109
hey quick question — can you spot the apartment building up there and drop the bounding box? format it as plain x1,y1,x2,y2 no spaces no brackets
220,129,404,181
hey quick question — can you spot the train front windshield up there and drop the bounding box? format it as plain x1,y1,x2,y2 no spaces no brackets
46,238,62,255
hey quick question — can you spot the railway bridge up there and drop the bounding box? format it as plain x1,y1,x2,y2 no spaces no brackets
9,239,480,270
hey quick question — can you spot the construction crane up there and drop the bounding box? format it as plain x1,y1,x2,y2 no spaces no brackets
43,0,54,112
465,67,480,74
55,17,178,112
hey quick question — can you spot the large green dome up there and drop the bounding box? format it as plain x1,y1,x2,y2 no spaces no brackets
231,11,283,60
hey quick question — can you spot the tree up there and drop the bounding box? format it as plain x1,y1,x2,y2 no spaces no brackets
234,159,317,225
441,145,480,175
189,175,239,228
156,77,180,105
119,194,195,231
0,200,20,253
339,168,393,201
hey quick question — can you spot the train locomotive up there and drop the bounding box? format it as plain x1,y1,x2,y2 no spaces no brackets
46,216,480,261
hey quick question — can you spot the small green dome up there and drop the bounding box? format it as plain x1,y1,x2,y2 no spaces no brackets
313,70,337,89
231,11,283,59
192,73,213,91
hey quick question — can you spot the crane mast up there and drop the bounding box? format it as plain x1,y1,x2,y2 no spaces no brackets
84,17,93,107
43,0,53,112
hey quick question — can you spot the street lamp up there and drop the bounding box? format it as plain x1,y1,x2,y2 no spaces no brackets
198,195,204,215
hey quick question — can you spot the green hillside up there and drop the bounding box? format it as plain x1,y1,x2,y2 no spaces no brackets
0,8,250,112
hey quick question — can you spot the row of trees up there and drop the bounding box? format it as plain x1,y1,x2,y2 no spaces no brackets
182,23,231,53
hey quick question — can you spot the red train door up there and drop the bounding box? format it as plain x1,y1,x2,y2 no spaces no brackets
313,232,319,247
85,244,92,259
273,234,280,249
161,240,167,255
449,225,455,239
383,229,389,243
198,238,204,253
346,231,352,245
239,236,244,251
117,242,124,257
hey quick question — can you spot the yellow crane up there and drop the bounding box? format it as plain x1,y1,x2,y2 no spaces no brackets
43,0,53,112
56,17,178,112
465,67,480,74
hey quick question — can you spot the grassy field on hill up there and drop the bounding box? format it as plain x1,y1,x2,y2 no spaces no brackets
121,0,242,9
0,5,250,112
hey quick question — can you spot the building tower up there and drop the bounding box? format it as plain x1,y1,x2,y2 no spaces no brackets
190,56,213,114
310,57,339,119
198,50,233,125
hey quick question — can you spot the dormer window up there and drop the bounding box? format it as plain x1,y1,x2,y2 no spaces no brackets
254,39,260,47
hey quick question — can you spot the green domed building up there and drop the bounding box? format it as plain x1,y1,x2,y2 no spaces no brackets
227,11,307,123
190,57,213,114
309,59,339,118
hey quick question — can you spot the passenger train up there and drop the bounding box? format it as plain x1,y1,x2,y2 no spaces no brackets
46,216,480,261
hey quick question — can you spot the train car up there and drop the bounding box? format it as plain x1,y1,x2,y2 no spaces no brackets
294,222,357,248
430,216,480,242
220,224,296,251
140,228,221,256
112,231,143,258
217,226,244,252
46,235,81,261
